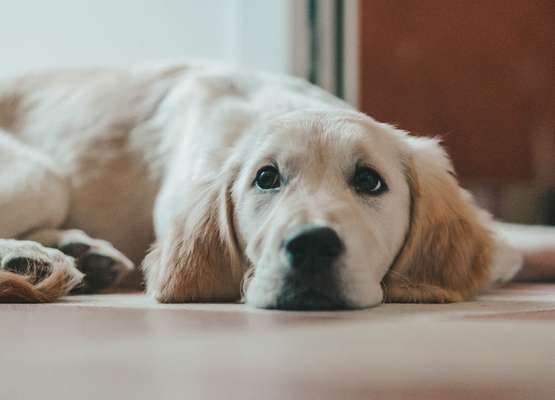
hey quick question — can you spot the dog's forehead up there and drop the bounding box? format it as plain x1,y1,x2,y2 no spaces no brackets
261,112,402,166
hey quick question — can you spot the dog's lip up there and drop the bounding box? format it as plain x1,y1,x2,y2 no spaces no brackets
273,278,349,311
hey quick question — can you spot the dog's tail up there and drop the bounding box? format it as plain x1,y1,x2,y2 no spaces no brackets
0,264,83,303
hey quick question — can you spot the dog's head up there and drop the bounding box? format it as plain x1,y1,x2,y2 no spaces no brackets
144,110,493,310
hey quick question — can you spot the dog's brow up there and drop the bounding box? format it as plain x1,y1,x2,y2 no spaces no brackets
351,144,373,166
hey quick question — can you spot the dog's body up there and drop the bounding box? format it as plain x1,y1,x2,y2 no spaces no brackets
0,65,183,262
0,62,552,308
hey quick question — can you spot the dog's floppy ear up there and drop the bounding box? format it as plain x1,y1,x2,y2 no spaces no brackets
383,136,494,303
143,175,244,303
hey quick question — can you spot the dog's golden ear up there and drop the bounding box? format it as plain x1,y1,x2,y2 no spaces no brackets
383,136,494,303
143,178,244,303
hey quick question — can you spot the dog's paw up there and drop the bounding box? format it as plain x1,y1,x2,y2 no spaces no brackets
0,239,82,285
489,237,523,284
56,230,134,293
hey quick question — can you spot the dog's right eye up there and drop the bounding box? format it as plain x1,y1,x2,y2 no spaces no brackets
255,166,281,190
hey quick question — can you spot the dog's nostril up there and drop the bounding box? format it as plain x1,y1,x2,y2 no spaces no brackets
284,227,344,271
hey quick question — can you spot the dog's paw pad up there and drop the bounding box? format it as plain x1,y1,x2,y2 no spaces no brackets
3,256,51,283
0,240,80,287
57,234,134,294
78,253,120,292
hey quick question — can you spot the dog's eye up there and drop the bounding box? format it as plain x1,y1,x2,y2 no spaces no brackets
255,166,281,190
352,167,387,195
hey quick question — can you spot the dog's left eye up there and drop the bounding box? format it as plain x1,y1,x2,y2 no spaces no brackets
352,166,387,195
255,166,281,190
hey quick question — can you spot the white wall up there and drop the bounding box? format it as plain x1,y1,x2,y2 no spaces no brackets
0,0,292,78
230,0,291,74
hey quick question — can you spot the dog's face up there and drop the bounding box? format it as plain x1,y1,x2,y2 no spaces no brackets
233,112,411,309
145,110,493,310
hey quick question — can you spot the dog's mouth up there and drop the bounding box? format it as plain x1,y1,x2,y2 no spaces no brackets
271,274,348,311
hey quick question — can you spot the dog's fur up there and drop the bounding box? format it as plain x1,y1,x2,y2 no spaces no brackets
0,62,551,308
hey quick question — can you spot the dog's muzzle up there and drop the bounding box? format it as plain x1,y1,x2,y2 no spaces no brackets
275,226,347,310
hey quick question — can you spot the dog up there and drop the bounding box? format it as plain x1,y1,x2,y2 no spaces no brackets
0,62,552,309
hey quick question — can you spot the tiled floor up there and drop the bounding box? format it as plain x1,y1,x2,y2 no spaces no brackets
2,283,554,400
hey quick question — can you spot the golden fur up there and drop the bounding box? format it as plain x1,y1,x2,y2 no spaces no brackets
144,179,243,302
383,137,493,303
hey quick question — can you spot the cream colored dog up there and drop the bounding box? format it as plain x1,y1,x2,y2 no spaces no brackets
0,62,552,309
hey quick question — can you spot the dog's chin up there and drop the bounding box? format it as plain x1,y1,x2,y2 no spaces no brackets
274,286,349,311
245,268,350,311
275,272,350,310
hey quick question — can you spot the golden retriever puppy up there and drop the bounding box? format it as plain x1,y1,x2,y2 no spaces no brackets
0,62,549,309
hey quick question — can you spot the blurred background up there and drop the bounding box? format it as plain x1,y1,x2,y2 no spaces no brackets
1,0,553,225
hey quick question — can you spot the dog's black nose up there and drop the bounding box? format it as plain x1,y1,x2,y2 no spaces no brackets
284,227,344,273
